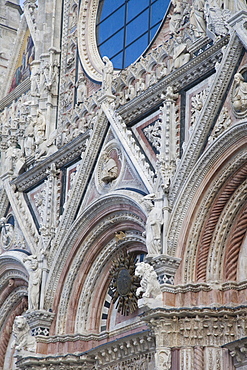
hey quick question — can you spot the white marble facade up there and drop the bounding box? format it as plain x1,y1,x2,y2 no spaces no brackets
0,0,247,369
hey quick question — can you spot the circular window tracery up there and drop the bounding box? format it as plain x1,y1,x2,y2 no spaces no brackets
78,0,170,81
96,0,170,69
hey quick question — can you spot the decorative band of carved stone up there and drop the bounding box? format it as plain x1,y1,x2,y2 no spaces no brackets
16,331,155,369
11,133,89,192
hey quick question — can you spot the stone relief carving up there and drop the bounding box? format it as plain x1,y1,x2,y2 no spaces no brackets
11,316,36,354
208,106,231,143
232,71,247,117
135,262,162,299
155,348,172,370
96,142,122,192
204,0,231,38
169,0,189,36
143,119,161,153
190,87,209,129
23,255,42,311
190,0,206,38
172,36,191,70
0,215,26,252
101,151,118,183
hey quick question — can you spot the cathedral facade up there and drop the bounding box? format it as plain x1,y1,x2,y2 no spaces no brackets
0,0,247,369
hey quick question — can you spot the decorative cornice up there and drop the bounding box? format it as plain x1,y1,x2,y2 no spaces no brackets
16,330,155,369
117,37,227,124
11,132,89,192
223,336,247,368
0,78,31,111
141,306,247,349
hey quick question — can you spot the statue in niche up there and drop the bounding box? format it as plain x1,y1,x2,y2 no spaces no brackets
35,109,46,139
190,0,206,38
142,194,163,255
102,56,114,96
30,68,40,97
11,316,36,354
135,262,162,299
23,255,42,311
24,116,35,157
4,138,24,175
76,73,87,104
101,151,118,183
169,0,184,35
172,36,190,69
232,72,247,115
0,217,14,249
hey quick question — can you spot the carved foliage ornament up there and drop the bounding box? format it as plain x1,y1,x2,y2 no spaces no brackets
110,250,140,316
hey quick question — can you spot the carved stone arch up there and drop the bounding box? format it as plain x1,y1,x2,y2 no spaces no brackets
171,122,247,284
206,180,247,283
77,0,103,82
0,252,29,368
74,232,146,334
224,201,247,282
46,194,146,335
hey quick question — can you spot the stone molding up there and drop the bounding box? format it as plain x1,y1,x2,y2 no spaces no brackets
183,149,247,283
77,0,103,82
142,306,247,348
168,121,247,259
223,336,247,368
0,286,28,329
25,310,56,336
0,78,31,111
11,132,89,192
169,33,242,206
16,330,155,369
118,37,227,124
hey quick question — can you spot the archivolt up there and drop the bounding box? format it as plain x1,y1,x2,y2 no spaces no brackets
45,194,146,335
0,253,28,367
171,122,247,283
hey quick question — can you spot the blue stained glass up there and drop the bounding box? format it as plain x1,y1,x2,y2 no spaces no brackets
99,29,124,59
111,52,124,69
96,0,170,69
150,24,160,40
124,33,149,67
97,6,125,44
99,0,125,21
126,10,149,45
151,0,166,26
127,0,149,22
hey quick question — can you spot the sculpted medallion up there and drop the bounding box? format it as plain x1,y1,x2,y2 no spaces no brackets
96,141,123,193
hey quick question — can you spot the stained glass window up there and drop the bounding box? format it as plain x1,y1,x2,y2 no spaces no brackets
96,0,170,69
